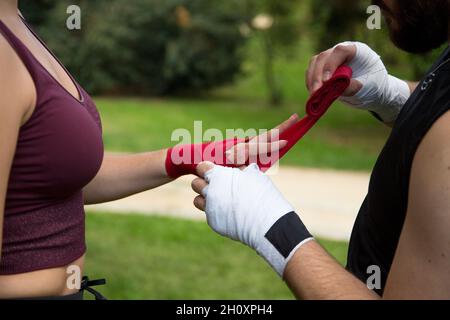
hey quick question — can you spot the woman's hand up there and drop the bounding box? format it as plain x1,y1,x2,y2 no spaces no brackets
165,114,300,178
225,114,299,166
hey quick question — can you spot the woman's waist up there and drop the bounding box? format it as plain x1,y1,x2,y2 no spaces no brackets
1,191,86,274
0,255,85,299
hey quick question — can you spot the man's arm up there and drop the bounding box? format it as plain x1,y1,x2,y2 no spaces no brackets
407,81,419,93
284,109,450,300
383,109,450,299
284,241,379,300
192,108,450,299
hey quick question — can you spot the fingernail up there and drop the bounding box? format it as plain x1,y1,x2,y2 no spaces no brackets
323,71,331,82
290,114,299,120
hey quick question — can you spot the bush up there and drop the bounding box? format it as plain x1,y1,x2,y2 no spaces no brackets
20,0,248,95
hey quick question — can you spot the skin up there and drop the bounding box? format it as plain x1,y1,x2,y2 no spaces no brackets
0,0,295,298
192,0,450,300
193,108,450,299
305,0,418,128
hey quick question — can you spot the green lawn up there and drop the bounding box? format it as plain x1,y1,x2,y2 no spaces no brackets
84,212,348,300
84,41,358,300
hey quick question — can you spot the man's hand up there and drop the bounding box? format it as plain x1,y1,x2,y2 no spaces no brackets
306,41,411,123
191,162,313,277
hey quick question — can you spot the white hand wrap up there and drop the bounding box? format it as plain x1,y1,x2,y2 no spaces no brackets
338,41,411,123
202,164,314,277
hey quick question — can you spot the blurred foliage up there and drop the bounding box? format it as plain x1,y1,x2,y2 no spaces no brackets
309,0,445,80
310,0,366,51
244,0,304,106
20,0,248,95
20,0,447,97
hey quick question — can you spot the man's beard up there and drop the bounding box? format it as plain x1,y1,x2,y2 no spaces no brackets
374,0,449,53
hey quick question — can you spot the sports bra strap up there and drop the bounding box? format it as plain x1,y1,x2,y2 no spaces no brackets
0,19,40,83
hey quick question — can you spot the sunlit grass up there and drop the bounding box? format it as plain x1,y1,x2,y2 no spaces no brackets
84,212,349,300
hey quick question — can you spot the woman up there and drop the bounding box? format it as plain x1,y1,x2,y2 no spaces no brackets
0,0,296,299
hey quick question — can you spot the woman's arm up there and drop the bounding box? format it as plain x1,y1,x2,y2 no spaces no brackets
0,34,36,259
83,115,298,205
82,150,172,205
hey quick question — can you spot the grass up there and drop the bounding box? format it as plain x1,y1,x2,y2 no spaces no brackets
84,212,349,300
71,29,374,301
83,42,371,299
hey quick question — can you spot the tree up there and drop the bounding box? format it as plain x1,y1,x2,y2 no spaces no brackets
20,0,249,95
246,0,302,107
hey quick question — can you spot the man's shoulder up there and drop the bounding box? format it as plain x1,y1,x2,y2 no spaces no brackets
409,107,450,212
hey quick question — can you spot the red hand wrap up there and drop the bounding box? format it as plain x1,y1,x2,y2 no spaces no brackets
165,66,352,178
259,65,352,171
165,138,245,178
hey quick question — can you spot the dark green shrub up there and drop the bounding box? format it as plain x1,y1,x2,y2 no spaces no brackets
20,0,248,95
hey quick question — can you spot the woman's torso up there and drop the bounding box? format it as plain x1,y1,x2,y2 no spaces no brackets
0,16,103,297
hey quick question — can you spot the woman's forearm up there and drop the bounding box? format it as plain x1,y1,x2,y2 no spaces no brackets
82,150,173,204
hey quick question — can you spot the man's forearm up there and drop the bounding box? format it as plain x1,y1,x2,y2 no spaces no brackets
83,150,173,205
284,240,380,300
407,81,419,94
381,80,418,127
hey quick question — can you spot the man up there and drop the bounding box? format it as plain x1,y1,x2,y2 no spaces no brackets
191,0,450,299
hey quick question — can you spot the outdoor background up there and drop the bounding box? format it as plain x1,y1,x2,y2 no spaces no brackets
20,0,444,299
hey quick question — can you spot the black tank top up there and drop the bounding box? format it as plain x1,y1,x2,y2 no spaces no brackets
346,46,450,295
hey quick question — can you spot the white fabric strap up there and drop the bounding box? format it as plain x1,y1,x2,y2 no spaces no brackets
203,164,313,277
337,41,411,123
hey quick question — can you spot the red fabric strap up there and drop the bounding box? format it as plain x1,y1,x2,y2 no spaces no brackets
165,138,245,178
165,66,352,178
259,65,352,170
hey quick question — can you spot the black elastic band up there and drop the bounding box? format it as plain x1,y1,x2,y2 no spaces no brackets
265,212,312,258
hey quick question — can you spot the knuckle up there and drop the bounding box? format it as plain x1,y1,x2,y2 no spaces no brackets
317,51,328,60
191,178,200,188
193,197,200,208
334,44,349,54
323,61,333,71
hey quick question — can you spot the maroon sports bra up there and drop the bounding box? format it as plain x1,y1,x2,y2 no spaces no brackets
0,19,104,275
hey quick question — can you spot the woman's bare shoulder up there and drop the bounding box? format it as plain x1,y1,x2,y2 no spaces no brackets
0,32,35,122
